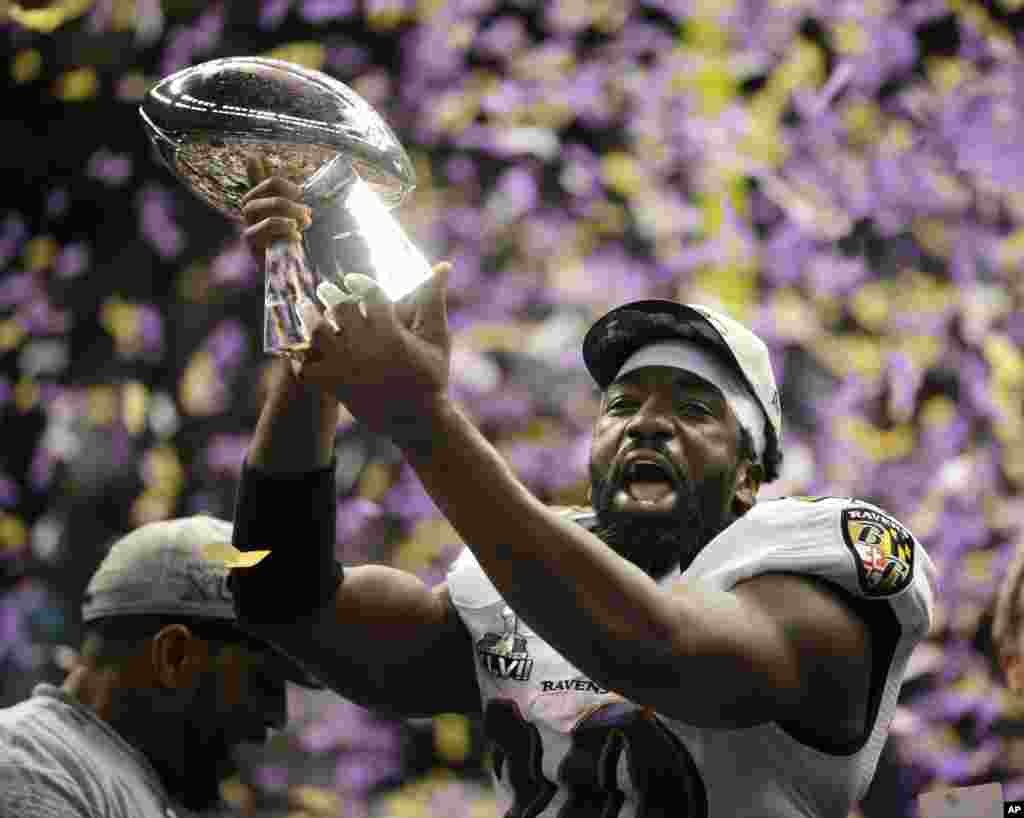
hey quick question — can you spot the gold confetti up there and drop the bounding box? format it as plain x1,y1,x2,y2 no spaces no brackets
433,90,480,135
842,99,881,147
683,15,730,53
14,377,39,413
263,42,326,72
357,461,394,501
367,1,405,31
12,48,42,83
0,320,27,353
997,227,1024,270
393,517,461,573
920,396,958,429
131,490,174,526
288,785,341,816
693,257,757,322
925,57,968,93
963,550,996,583
219,777,255,811
592,0,629,33
739,111,788,167
434,713,472,763
110,0,133,30
25,235,58,272
101,297,144,357
850,281,891,331
122,381,148,436
911,217,954,258
55,65,99,101
897,333,942,369
86,385,118,426
448,20,476,50
180,351,219,416
601,152,645,199
142,445,185,493
455,321,535,353
201,541,272,568
8,0,94,33
0,513,28,551
416,0,446,19
833,21,869,55
985,334,1024,384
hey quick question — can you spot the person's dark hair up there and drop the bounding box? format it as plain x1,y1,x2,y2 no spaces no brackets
591,309,783,481
82,615,262,668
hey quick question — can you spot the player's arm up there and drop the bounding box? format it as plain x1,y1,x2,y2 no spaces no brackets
228,167,480,718
400,403,869,729
251,573,481,718
657,571,872,729
228,365,481,718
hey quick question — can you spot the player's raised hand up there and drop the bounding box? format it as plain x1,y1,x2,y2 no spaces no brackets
294,261,453,445
240,155,312,257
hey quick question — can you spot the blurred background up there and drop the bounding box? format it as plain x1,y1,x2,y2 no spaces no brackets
1,1,1022,816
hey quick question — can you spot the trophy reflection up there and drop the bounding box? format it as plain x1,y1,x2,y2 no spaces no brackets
139,56,433,357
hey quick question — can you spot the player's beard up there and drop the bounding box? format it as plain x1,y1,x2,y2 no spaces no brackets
589,449,739,579
110,674,235,812
175,675,239,811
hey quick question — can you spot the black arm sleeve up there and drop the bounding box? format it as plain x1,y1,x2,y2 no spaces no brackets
227,459,344,623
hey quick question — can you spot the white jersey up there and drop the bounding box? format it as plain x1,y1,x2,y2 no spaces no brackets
447,496,935,818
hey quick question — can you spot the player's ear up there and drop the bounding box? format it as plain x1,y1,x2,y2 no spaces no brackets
1002,654,1024,694
150,624,208,690
732,458,763,517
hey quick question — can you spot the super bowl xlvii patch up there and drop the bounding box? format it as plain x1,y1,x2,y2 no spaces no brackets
477,608,534,682
841,506,915,597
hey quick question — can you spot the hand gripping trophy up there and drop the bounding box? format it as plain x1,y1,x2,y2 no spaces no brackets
139,57,434,357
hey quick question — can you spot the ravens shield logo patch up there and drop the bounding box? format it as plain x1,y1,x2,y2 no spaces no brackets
841,506,915,597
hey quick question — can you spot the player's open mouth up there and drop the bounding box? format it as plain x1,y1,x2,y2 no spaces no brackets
615,461,678,512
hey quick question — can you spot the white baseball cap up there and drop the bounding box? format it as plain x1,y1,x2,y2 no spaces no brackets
82,515,323,688
582,300,782,478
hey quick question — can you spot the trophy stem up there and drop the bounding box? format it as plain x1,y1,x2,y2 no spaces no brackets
264,239,317,357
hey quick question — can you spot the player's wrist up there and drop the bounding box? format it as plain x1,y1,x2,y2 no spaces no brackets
249,361,340,471
388,391,456,460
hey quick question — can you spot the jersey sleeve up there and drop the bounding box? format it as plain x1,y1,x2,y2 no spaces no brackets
687,496,935,639
446,546,502,610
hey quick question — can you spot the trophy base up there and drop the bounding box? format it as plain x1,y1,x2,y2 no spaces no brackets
268,341,312,361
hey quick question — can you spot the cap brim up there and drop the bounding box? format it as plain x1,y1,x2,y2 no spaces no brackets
81,609,326,689
582,300,745,390
236,626,325,689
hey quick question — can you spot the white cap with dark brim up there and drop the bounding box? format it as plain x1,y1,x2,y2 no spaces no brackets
81,515,324,689
614,340,768,459
582,300,782,469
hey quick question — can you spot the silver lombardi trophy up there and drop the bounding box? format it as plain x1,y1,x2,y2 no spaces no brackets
139,57,434,357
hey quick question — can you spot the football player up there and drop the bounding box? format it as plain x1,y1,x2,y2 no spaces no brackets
228,172,935,817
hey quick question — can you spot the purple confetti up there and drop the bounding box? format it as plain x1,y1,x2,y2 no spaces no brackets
86,149,133,186
137,185,185,260
54,242,90,279
300,0,355,23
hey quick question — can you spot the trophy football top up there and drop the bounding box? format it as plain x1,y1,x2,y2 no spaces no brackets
139,57,416,219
